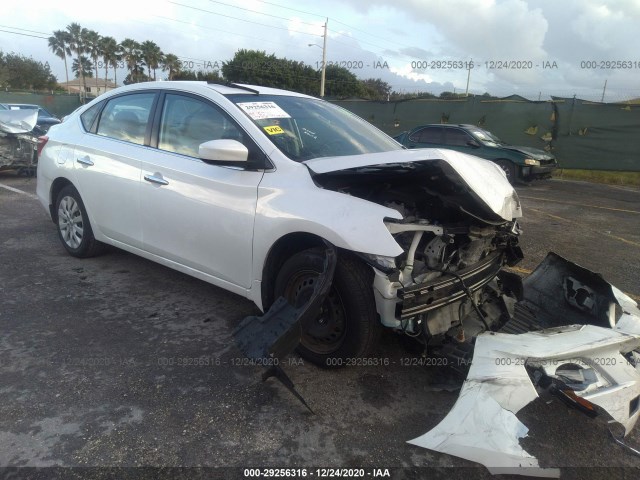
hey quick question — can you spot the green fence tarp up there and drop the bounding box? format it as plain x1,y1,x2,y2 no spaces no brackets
2,91,637,171
332,96,640,172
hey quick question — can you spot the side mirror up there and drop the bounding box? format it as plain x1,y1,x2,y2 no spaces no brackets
199,139,248,162
466,139,480,148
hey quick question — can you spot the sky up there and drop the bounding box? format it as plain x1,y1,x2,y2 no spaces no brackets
1,0,639,101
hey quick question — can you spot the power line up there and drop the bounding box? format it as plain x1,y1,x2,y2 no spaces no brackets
168,1,321,36
205,0,319,26
0,27,48,40
249,1,422,53
152,15,287,48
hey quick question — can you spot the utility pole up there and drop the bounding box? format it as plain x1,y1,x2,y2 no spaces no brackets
601,79,607,103
321,18,328,98
465,59,471,96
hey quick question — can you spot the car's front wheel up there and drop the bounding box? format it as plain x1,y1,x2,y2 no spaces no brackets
55,185,104,258
274,248,381,368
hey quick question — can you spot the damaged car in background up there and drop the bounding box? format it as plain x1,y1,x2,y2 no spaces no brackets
0,107,43,175
35,82,640,475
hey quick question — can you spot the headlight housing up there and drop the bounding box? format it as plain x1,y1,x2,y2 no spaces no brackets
524,158,540,166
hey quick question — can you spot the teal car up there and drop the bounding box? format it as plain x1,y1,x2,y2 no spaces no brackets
393,124,557,183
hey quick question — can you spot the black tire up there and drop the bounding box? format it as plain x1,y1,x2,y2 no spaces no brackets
496,159,517,184
274,248,381,368
55,184,104,258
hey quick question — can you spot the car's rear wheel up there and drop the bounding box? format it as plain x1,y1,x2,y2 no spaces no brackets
55,185,104,258
496,159,517,183
274,248,381,368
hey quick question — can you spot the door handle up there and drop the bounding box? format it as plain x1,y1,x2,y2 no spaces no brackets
144,174,169,186
76,155,94,166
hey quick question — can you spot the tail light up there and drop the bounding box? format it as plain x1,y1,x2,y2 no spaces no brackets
37,136,49,157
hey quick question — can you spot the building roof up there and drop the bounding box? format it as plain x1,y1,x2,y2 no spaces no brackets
59,78,118,88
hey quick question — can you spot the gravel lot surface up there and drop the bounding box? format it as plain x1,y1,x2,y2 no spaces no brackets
1,173,639,479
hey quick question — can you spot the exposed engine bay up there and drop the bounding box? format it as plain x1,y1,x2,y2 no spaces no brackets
313,159,523,351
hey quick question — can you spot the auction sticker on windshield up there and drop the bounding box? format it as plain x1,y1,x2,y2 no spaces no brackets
237,102,291,120
263,125,285,135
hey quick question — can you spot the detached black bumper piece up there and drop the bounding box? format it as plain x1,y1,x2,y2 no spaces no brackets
233,243,337,412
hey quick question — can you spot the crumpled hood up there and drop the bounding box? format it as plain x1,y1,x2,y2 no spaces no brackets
504,145,555,160
304,148,522,221
0,109,38,134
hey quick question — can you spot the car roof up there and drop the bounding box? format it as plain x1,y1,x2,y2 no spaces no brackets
418,124,479,129
108,81,314,98
7,103,40,108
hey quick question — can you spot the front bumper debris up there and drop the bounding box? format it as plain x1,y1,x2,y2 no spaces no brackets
233,242,337,412
409,252,640,476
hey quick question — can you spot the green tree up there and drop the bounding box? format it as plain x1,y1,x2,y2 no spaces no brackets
140,40,163,81
120,38,142,83
323,65,363,98
48,30,71,92
83,29,102,84
173,69,223,82
161,53,181,80
222,49,319,95
100,36,119,89
66,23,88,100
0,51,57,90
72,55,93,79
361,78,392,100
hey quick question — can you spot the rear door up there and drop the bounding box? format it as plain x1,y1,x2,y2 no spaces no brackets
72,91,158,247
404,126,444,148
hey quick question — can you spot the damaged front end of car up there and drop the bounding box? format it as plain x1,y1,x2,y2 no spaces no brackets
0,108,40,175
308,151,525,355
237,149,640,474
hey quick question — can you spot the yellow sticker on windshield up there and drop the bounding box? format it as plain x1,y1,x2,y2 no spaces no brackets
264,125,284,135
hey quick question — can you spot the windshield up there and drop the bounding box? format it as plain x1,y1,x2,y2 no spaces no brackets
226,94,400,161
468,127,506,145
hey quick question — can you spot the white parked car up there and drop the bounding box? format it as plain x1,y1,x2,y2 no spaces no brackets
36,81,524,363
36,81,640,472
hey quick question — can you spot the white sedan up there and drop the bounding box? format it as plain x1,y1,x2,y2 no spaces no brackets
36,81,640,473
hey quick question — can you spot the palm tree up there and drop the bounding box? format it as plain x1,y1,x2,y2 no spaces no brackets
120,38,142,83
140,40,163,81
161,53,181,80
48,30,71,93
72,55,93,80
100,36,119,91
66,23,87,100
84,29,102,86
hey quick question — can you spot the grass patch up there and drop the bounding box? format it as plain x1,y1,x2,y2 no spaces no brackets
553,169,640,187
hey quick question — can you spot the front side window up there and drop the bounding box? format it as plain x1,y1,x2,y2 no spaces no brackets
226,94,400,162
444,128,474,147
96,93,155,145
158,94,244,158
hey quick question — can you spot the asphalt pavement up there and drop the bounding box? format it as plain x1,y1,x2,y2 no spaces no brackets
1,173,639,479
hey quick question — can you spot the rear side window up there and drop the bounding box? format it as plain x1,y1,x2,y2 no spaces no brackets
80,102,103,131
96,93,155,145
409,127,442,144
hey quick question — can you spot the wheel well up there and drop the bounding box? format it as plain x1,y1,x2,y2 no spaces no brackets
261,232,326,309
49,177,74,222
